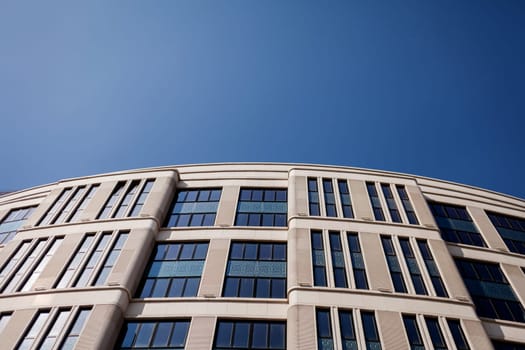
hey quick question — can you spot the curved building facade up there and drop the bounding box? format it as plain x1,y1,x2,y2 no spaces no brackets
0,163,524,349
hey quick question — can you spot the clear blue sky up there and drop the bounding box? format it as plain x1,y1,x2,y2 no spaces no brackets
1,1,524,199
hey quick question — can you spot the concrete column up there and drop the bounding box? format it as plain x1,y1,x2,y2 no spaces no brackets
287,304,316,350
348,180,373,221
289,174,308,217
468,206,507,251
140,173,177,223
376,310,408,350
461,319,493,350
215,186,239,227
1,308,36,349
186,316,216,350
428,239,471,301
199,239,230,297
33,233,84,290
406,185,436,228
23,187,62,227
77,304,123,349
80,181,118,222
360,233,392,292
107,227,156,294
501,263,525,304
288,228,313,289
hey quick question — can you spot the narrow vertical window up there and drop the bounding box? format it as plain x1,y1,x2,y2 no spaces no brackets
338,310,357,350
17,310,50,349
337,180,354,218
93,232,129,286
381,184,402,223
399,238,427,295
20,237,64,292
51,186,87,224
137,242,208,298
447,319,470,350
38,188,73,226
0,312,12,334
60,308,91,349
417,240,448,297
2,239,49,293
0,241,32,282
67,184,99,223
361,311,382,350
347,233,368,289
328,232,347,288
316,309,333,350
396,186,419,224
97,182,126,219
367,182,385,221
223,242,286,298
311,231,327,287
323,179,337,217
129,179,155,217
39,309,72,349
73,233,113,287
56,235,96,288
424,317,447,350
381,236,407,293
165,189,222,227
403,315,425,350
113,181,141,218
0,206,36,244
308,178,320,216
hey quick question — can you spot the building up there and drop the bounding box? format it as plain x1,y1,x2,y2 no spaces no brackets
0,163,524,349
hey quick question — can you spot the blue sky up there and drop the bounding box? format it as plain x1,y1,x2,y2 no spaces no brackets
1,1,524,199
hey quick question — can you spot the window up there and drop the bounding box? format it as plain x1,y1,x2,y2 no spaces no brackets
328,232,347,288
316,309,333,350
164,188,221,227
399,238,427,295
214,320,285,350
117,320,190,349
137,242,208,298
0,237,63,293
0,206,36,244
396,186,419,224
381,236,407,293
98,179,155,220
487,212,525,255
347,233,368,289
54,231,129,288
37,185,99,226
323,179,337,217
492,340,525,350
424,317,447,350
16,307,91,350
381,184,402,223
308,178,321,216
0,312,12,334
223,242,286,298
402,315,425,350
417,240,448,297
311,231,327,287
429,202,485,247
361,311,382,350
337,180,354,219
235,188,287,227
447,319,470,350
455,259,525,322
338,310,357,350
366,182,385,221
